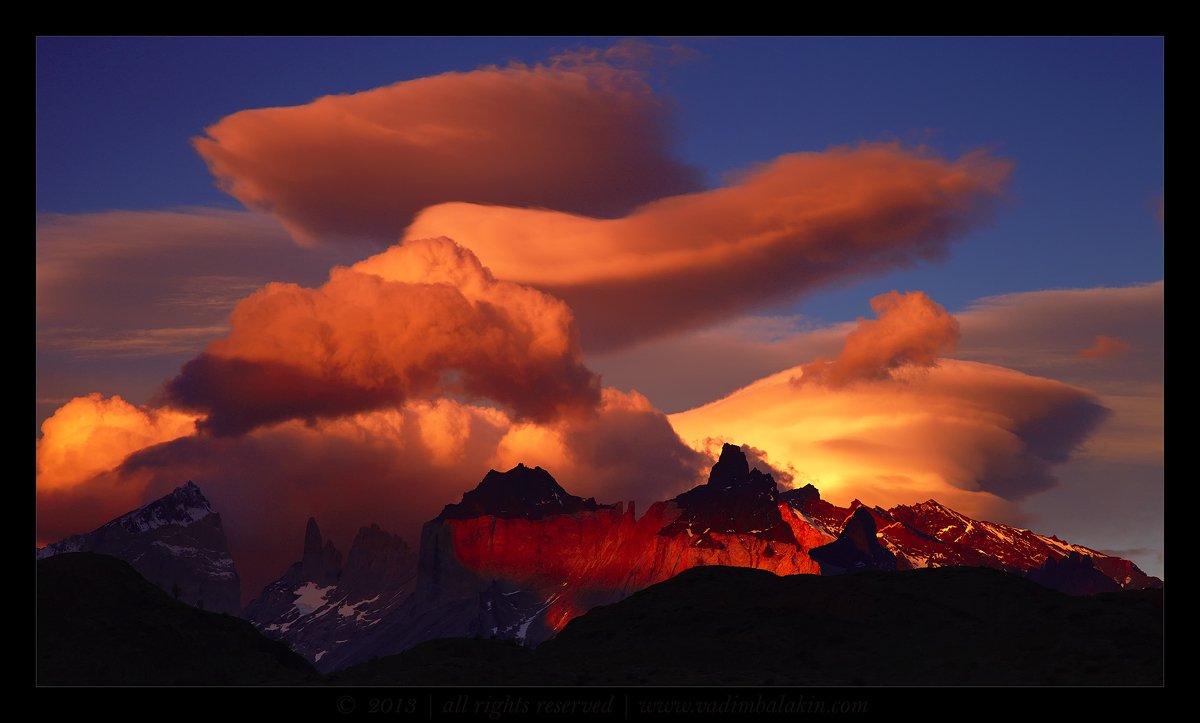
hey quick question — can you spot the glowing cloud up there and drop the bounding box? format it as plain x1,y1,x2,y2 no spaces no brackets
406,144,1010,350
671,360,1108,519
163,237,599,435
36,394,198,492
194,51,700,245
1078,335,1132,359
797,290,959,386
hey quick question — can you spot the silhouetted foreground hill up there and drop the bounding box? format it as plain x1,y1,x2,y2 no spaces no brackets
37,553,316,685
335,565,1163,686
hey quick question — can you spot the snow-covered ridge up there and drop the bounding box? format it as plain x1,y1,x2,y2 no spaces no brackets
36,482,214,559
112,481,214,533
35,481,242,614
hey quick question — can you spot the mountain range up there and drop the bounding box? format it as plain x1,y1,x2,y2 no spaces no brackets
36,443,1162,677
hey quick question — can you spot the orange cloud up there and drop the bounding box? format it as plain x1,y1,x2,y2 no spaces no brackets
36,394,198,492
797,290,958,386
406,144,1010,350
193,52,699,246
1078,335,1132,359
163,237,599,436
671,359,1108,520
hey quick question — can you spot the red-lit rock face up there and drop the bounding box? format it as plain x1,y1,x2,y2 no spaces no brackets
422,445,831,634
418,442,1167,648
437,499,828,633
785,490,1161,589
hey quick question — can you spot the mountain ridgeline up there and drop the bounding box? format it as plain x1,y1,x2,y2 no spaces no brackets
37,443,1163,681
35,481,241,614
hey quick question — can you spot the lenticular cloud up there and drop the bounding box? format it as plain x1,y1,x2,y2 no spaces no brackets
194,53,700,246
405,144,1011,350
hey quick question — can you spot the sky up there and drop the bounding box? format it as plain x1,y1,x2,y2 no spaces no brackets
35,37,1163,593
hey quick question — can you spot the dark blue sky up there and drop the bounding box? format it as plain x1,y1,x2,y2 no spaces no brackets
36,36,1163,321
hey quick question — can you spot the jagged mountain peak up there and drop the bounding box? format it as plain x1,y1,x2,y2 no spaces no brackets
299,517,342,586
38,480,218,553
115,480,215,535
1025,551,1122,595
809,506,897,575
34,480,240,614
344,523,412,590
709,443,750,483
245,517,417,671
706,443,777,490
778,483,821,504
437,463,610,521
660,442,795,545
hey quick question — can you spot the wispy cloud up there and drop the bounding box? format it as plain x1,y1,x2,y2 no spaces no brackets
38,326,229,357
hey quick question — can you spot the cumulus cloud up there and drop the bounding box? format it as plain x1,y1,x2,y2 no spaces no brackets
193,50,700,245
163,237,600,435
35,394,198,492
1077,335,1132,359
36,391,707,600
405,144,1010,351
796,290,958,386
671,360,1108,519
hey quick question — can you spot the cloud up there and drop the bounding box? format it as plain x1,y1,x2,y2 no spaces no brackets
590,281,1162,420
36,391,706,601
670,359,1108,519
35,394,198,492
796,290,958,386
35,208,367,428
495,388,710,507
193,50,700,246
954,283,1162,383
38,326,232,357
1077,335,1132,359
406,144,1010,351
36,208,358,335
163,237,600,436
598,281,1162,576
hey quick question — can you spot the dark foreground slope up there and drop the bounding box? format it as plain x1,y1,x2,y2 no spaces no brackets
37,553,316,685
336,566,1163,686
